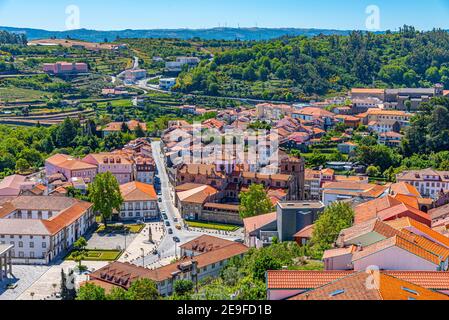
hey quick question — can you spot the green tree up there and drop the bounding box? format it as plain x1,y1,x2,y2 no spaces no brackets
88,172,123,227
125,279,160,300
76,283,107,300
366,165,381,177
173,279,194,297
238,184,274,219
310,202,354,258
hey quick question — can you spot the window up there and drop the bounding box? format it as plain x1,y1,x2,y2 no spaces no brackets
42,242,47,248
402,287,419,296
19,252,24,258
30,252,35,258
329,289,345,297
19,241,23,248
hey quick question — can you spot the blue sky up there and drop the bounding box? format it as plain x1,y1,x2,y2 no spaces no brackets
0,0,449,31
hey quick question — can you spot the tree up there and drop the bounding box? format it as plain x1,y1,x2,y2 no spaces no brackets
76,283,107,300
60,269,76,300
310,202,354,258
251,252,282,282
125,279,160,300
15,158,30,173
366,165,381,177
73,237,88,270
173,279,194,297
238,184,274,219
135,124,146,138
88,172,123,227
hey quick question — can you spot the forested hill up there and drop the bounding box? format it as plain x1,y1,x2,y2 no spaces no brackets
0,26,353,42
175,26,449,100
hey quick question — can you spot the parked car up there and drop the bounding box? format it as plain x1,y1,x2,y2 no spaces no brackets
173,237,180,243
173,217,178,223
165,221,171,227
168,228,173,234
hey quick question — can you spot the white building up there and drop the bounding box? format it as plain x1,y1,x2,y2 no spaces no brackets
0,196,94,264
118,182,159,221
159,78,177,90
396,168,449,199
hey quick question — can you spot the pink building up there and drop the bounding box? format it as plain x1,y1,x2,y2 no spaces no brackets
43,62,88,75
352,236,446,271
82,153,133,185
45,154,97,182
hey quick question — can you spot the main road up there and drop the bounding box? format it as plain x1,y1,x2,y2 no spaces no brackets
133,141,242,267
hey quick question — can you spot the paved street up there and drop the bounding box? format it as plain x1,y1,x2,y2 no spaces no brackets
134,141,242,267
16,261,109,301
0,265,50,300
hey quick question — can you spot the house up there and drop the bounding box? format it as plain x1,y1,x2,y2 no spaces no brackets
335,115,361,128
352,235,447,271
378,131,404,147
266,270,449,300
134,157,155,185
86,236,248,296
124,69,147,83
101,120,147,137
180,235,236,257
288,271,449,300
337,141,357,155
386,217,449,249
323,246,358,271
293,224,315,246
82,153,133,185
293,107,335,130
165,57,200,72
0,175,27,196
256,103,293,120
0,196,94,264
354,195,432,227
159,78,177,90
276,201,325,242
45,154,97,183
368,119,401,134
175,183,219,221
396,168,449,199
243,212,278,248
43,62,88,75
322,182,389,206
118,182,158,221
304,168,368,201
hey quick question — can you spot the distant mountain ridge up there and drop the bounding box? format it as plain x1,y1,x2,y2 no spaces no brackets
0,26,358,42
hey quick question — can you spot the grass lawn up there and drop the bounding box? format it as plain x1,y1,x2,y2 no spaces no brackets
65,249,122,261
186,221,240,232
96,223,145,234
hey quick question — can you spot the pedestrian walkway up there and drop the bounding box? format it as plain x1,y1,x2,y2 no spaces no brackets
119,222,164,264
